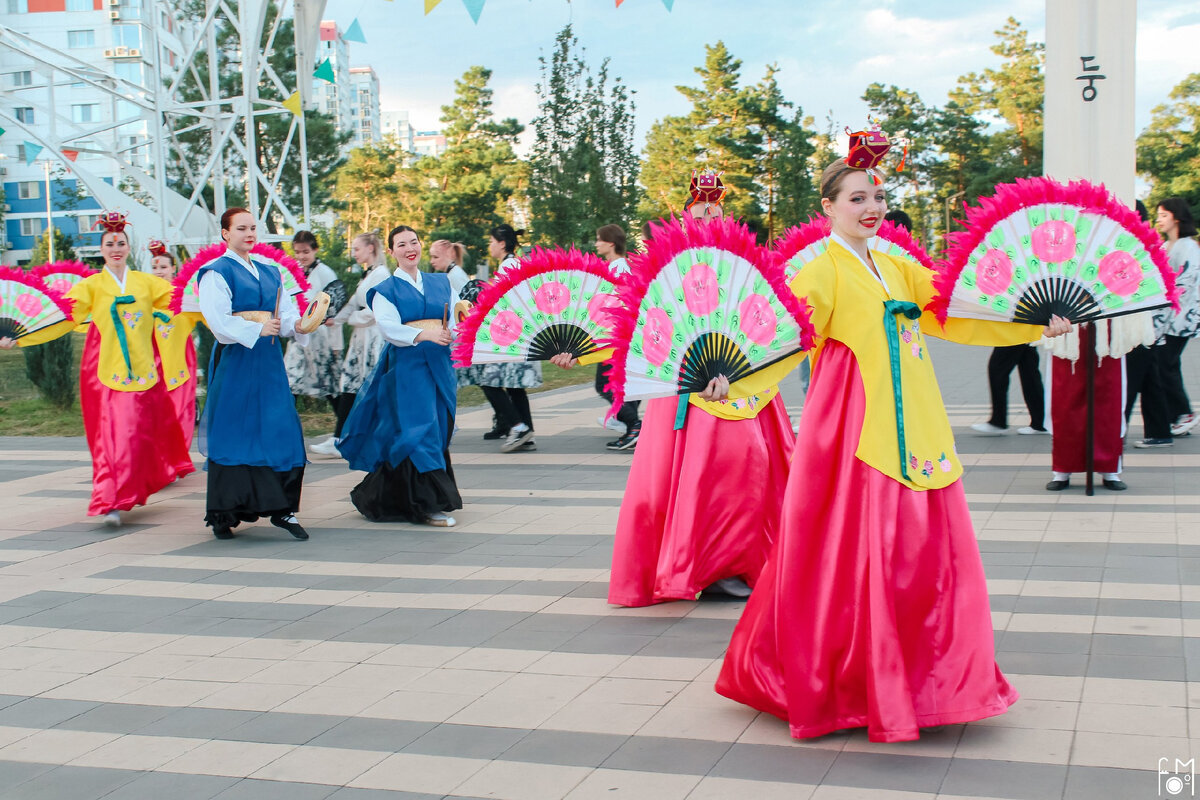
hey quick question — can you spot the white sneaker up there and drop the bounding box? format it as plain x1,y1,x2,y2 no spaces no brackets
308,437,341,457
501,424,534,453
597,415,626,433
425,512,457,528
709,577,752,598
970,422,1007,436
103,510,121,528
1017,426,1049,435
1171,414,1199,437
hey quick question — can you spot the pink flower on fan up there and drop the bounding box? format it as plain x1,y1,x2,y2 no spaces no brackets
682,262,719,315
1097,251,1143,297
1030,220,1077,263
489,310,524,347
16,293,44,317
737,294,777,346
587,292,620,329
49,278,73,294
642,308,673,366
533,280,570,315
976,249,1014,295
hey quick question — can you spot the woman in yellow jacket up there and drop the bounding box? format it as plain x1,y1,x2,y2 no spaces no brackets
1,214,192,526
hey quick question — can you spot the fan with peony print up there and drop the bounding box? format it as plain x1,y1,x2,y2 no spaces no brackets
930,177,1178,326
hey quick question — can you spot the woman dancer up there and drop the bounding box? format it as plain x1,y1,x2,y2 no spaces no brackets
196,208,311,541
148,240,202,454
285,231,344,456
321,232,390,453
338,225,462,526
429,240,471,299
477,224,542,452
714,153,1071,742
2,214,192,526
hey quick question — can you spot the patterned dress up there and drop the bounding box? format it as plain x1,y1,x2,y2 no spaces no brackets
284,261,342,397
335,263,389,395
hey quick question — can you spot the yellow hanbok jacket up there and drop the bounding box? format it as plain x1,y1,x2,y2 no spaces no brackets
153,311,200,391
23,270,174,392
731,241,1041,491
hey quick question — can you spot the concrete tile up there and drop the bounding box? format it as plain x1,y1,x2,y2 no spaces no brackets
563,768,701,800
453,759,591,800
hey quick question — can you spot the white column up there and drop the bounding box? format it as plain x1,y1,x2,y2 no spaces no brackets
1043,0,1137,203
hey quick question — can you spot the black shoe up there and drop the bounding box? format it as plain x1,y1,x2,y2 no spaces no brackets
270,515,309,540
606,426,640,451
483,427,509,440
212,526,235,540
1045,479,1069,491
1134,438,1172,448
1102,479,1127,491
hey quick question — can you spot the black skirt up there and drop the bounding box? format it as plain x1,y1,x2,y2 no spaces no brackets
205,463,304,530
350,454,461,524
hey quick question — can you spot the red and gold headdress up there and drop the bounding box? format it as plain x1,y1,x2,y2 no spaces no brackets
686,170,726,220
844,124,892,185
93,211,129,235
147,240,168,257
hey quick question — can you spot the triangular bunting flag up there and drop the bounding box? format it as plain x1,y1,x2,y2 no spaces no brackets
0,126,5,138
22,141,43,165
616,0,624,6
462,0,484,24
282,91,303,117
61,149,79,162
661,0,674,8
313,58,336,83
425,0,441,12
343,18,366,43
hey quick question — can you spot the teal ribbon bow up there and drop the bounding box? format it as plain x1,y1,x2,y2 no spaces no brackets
883,300,922,481
153,311,171,324
109,295,137,380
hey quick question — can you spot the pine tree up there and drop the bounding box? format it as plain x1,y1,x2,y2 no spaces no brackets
529,25,639,247
638,115,700,223
420,66,525,262
23,229,78,409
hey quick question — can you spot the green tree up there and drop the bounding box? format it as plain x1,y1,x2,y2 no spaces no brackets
529,25,640,247
951,17,1044,178
676,42,763,224
23,229,78,409
333,139,412,238
1138,72,1200,216
420,66,525,262
638,115,700,223
747,65,817,239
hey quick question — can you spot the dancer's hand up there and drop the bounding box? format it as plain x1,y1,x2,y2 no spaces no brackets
549,353,578,369
259,318,281,338
0,337,15,350
417,328,454,346
1042,315,1072,338
698,375,730,402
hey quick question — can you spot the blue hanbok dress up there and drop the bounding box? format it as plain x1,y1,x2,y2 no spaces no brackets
337,270,462,522
197,254,308,532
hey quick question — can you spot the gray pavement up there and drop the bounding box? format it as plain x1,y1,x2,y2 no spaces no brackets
0,338,1197,799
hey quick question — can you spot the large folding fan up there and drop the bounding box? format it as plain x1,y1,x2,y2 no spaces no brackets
454,247,622,366
606,215,815,408
29,260,98,296
930,177,1178,325
0,267,75,341
776,217,934,281
171,243,310,316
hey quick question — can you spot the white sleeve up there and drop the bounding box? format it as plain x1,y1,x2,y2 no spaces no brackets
198,271,262,349
371,293,422,347
279,293,310,346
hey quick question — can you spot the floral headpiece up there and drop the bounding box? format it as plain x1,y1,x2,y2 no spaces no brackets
93,212,129,235
147,240,168,257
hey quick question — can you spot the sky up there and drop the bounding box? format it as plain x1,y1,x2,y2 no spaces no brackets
320,0,1199,153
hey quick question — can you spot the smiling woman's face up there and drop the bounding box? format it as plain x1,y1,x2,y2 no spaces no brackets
390,230,422,268
822,169,887,243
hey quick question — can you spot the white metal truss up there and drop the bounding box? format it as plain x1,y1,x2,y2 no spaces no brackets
0,0,326,251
